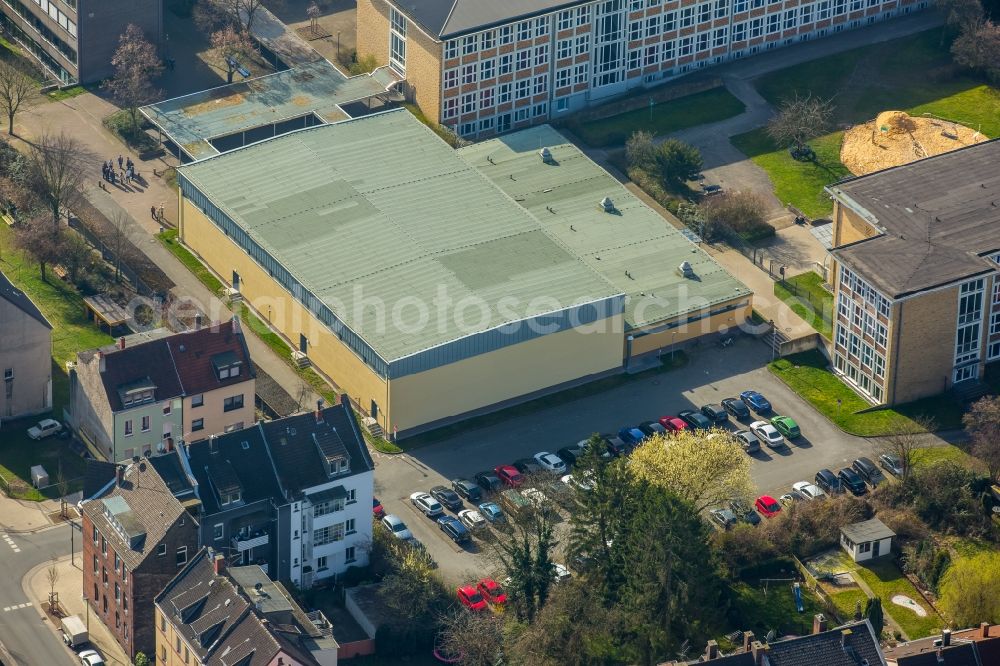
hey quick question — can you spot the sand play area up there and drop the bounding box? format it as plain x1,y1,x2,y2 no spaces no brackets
840,110,989,176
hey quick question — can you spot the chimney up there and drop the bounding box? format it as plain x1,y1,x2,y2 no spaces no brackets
195,314,202,330
814,613,828,635
98,351,106,373
704,639,719,660
980,622,991,639
941,629,951,647
751,640,768,666
743,631,756,652
841,628,853,648
315,399,324,424
116,465,125,487
118,336,126,350
213,552,226,575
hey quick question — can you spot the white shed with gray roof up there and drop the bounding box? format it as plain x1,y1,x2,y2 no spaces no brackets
841,517,895,562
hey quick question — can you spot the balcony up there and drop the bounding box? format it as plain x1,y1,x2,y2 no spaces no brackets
232,529,269,552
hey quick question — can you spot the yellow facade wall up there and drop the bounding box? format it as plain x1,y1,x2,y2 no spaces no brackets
388,313,624,433
356,0,390,64
832,202,880,248
629,300,752,356
180,197,390,429
888,286,959,404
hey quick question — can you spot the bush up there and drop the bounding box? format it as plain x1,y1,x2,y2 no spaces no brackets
712,524,779,577
907,462,990,537
700,191,775,244
102,110,159,153
763,495,873,559
901,539,951,593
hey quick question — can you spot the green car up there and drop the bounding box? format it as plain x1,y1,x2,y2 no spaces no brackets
770,415,800,439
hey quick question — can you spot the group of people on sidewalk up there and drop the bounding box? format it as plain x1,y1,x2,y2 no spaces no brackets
100,154,139,189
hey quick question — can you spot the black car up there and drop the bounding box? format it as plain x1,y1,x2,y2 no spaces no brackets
638,420,668,438
852,457,885,487
815,468,842,494
729,499,761,526
721,397,751,420
837,468,867,496
700,404,728,425
513,458,543,475
474,471,503,494
430,485,464,511
437,515,471,543
556,446,584,467
678,409,713,430
601,434,627,456
451,478,482,502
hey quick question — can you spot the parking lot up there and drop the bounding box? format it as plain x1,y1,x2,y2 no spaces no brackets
372,337,931,584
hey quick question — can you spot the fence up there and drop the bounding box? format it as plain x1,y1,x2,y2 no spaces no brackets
791,555,864,625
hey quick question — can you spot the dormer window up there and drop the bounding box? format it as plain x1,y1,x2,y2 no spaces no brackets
220,490,241,506
211,351,243,381
217,363,240,380
122,388,155,408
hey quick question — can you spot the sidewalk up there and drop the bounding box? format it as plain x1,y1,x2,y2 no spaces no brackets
15,93,320,411
0,495,62,532
24,554,130,666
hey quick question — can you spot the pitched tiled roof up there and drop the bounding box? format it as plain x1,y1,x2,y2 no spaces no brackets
764,621,886,666
0,269,51,328
261,401,373,496
186,424,285,515
87,339,184,412
166,320,255,397
82,459,117,499
150,451,196,498
82,459,196,570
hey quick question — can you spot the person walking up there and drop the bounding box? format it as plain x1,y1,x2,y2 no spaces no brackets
117,155,123,169
158,203,165,221
151,205,157,220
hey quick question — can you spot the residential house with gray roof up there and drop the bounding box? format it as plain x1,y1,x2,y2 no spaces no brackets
0,269,52,425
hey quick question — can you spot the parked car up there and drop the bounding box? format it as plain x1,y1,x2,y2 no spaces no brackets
779,491,804,507
478,502,505,524
372,497,385,519
599,433,626,456
452,478,482,502
710,507,738,530
740,390,772,414
729,499,761,526
754,495,782,518
522,488,556,517
852,457,885,487
552,563,572,583
430,485,464,511
477,578,507,605
458,509,487,531
721,397,751,420
410,492,444,517
556,446,584,467
814,468,842,494
678,409,712,430
618,427,646,447
474,471,503,494
735,430,761,454
750,420,785,448
700,404,728,425
879,453,905,478
494,465,524,487
534,452,567,474
638,420,668,438
658,416,688,433
438,515,471,543
702,183,723,196
561,473,594,492
838,468,868,496
512,458,543,475
78,650,106,666
770,415,800,439
457,585,488,611
380,514,412,540
792,481,826,501
27,418,62,440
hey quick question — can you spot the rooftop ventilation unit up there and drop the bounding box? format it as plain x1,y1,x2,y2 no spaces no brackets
539,147,553,163
678,261,695,279
599,197,615,213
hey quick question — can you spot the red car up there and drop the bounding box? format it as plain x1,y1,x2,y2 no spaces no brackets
477,578,507,605
754,495,782,518
457,585,488,611
658,416,688,433
494,465,523,487
372,497,385,519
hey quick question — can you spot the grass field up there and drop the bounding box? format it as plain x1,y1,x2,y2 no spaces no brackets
47,85,87,101
730,579,825,637
911,444,983,473
837,554,943,639
0,224,107,498
733,29,1000,217
571,87,746,147
774,272,834,339
768,350,965,436
826,585,869,624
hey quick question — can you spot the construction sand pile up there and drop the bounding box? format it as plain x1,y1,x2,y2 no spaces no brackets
840,110,988,176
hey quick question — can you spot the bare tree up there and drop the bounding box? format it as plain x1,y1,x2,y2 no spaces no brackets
962,395,1000,483
26,131,89,233
14,220,64,280
876,416,935,482
435,608,504,666
210,25,258,84
0,60,36,135
951,20,1000,83
766,95,834,157
105,210,132,283
699,190,769,238
307,2,321,36
103,24,163,132
197,0,275,34
56,460,69,518
61,231,95,285
938,0,984,32
46,558,59,606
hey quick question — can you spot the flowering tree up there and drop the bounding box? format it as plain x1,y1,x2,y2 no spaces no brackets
103,24,162,131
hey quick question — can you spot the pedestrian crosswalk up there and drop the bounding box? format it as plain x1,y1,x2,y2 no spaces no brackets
0,532,19,554
1,602,32,613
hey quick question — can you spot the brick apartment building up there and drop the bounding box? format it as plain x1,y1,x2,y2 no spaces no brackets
357,0,928,139
0,0,162,84
81,458,200,659
827,140,1000,406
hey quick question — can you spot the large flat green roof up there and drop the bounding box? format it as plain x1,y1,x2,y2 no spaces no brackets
179,109,622,363
457,127,752,328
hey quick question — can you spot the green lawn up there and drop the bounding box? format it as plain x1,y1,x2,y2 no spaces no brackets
838,554,943,639
730,580,825,637
0,224,108,499
826,586,869,624
733,29,1000,218
571,87,746,147
159,229,224,293
774,272,834,339
911,444,983,472
768,350,965,436
47,85,87,101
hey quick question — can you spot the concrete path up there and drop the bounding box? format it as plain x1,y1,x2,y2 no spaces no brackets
0,495,63,532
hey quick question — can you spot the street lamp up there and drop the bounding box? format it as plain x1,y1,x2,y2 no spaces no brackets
671,331,677,362
770,319,777,361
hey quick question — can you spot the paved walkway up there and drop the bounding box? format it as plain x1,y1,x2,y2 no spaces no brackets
0,495,62,532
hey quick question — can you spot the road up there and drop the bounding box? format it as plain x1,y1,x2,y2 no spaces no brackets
373,337,955,584
0,522,77,666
